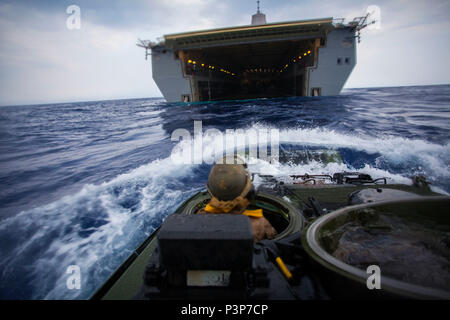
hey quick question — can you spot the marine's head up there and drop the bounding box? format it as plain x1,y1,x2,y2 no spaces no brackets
206,155,254,211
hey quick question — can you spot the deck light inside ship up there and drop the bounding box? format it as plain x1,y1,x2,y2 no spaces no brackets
180,38,316,100
187,59,236,75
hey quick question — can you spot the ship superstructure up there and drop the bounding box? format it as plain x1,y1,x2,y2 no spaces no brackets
139,4,371,102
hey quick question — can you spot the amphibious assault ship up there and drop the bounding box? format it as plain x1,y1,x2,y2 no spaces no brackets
139,3,372,102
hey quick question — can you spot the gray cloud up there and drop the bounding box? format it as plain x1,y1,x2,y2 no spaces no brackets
0,0,449,106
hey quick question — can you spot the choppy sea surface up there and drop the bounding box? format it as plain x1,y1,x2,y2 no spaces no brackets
0,85,449,299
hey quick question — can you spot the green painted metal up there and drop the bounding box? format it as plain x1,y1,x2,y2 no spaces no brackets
92,191,302,299
302,196,450,299
92,184,443,300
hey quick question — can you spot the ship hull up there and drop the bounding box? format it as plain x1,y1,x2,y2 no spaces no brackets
150,19,357,102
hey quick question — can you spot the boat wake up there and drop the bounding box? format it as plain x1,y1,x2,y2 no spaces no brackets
0,125,448,299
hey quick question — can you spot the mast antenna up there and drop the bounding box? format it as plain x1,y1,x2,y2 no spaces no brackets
251,0,266,25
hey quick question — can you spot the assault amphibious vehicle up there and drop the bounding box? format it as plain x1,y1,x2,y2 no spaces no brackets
91,171,450,300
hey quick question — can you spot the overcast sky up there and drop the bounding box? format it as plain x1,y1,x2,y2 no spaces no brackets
0,0,449,106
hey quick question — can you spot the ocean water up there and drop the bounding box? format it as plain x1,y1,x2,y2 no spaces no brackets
0,85,449,299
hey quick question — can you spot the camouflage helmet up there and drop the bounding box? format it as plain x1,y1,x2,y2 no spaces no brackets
207,155,252,201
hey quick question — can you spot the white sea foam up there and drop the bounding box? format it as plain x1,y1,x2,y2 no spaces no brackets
174,123,449,182
1,124,448,299
0,159,200,299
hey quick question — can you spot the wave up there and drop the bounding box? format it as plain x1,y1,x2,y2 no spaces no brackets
0,124,448,299
172,123,449,186
0,159,200,299
275,126,450,187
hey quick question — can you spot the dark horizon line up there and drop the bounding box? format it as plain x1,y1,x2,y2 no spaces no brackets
1,83,449,108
